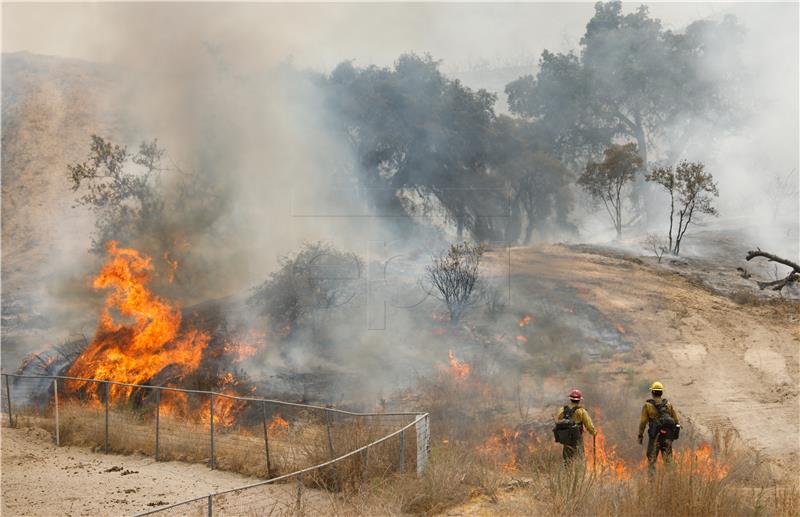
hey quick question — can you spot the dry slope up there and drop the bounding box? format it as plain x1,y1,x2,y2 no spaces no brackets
508,244,800,479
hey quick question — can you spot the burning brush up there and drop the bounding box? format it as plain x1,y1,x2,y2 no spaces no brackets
59,241,265,424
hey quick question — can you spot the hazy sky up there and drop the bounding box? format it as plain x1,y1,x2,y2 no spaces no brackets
3,2,797,74
3,2,798,251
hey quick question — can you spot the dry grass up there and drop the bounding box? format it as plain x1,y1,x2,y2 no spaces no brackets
8,373,799,517
346,366,800,517
300,416,418,494
529,460,800,517
393,443,502,515
20,402,335,478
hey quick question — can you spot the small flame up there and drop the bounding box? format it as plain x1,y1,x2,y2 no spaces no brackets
516,335,528,343
518,314,533,327
163,252,179,284
675,444,730,480
222,342,258,363
476,428,540,472
616,323,626,334
585,428,630,480
447,350,470,381
268,414,289,437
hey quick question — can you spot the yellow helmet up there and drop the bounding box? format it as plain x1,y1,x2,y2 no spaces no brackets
650,381,664,391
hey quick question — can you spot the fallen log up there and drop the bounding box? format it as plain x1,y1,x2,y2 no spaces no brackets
745,249,800,292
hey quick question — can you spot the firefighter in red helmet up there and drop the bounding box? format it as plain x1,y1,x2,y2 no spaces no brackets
554,389,597,463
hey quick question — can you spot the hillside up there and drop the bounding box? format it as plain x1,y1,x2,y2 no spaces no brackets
1,52,124,366
506,244,799,476
2,242,798,516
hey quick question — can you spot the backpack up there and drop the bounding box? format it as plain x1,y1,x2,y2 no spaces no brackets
553,406,583,446
647,399,680,441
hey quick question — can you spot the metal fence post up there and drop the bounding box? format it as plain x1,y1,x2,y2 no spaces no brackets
209,394,215,469
155,388,161,461
295,473,303,516
53,378,60,446
104,380,110,453
326,414,336,458
399,430,405,472
4,374,13,428
326,412,339,490
261,401,271,477
207,494,213,517
416,414,430,476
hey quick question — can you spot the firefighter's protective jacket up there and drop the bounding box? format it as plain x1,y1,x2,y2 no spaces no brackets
555,402,597,436
638,396,680,437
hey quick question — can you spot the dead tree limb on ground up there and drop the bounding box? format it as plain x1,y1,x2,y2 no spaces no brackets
745,250,800,292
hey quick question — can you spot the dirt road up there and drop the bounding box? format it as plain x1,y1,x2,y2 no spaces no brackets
0,426,266,516
507,245,800,478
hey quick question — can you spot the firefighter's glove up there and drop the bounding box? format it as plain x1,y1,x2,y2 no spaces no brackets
637,435,643,445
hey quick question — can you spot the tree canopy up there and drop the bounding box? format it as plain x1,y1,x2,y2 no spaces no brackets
578,142,643,239
506,1,743,168
323,53,573,243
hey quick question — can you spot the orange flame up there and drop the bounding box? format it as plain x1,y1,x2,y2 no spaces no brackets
476,428,541,472
268,414,289,437
67,241,209,401
616,323,626,334
447,350,470,381
674,443,730,480
585,429,630,480
518,314,533,327
163,252,178,284
200,391,245,428
158,390,189,419
222,342,258,363
516,335,528,344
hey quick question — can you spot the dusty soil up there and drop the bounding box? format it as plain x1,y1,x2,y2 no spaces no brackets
508,244,800,478
0,425,275,516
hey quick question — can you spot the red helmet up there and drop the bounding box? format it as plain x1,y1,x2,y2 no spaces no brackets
569,389,583,401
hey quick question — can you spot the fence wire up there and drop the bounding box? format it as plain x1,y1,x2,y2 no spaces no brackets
1,373,429,516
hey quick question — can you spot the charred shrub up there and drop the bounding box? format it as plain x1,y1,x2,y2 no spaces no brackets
425,242,486,323
249,242,363,337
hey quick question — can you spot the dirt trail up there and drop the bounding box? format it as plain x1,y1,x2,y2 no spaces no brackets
0,426,278,516
508,245,800,477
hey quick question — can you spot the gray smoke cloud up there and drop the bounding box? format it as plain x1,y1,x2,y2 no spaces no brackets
2,2,797,387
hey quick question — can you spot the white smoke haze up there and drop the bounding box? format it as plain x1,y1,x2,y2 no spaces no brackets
1,2,797,386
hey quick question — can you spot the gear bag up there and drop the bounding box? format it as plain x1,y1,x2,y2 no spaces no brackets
553,406,583,446
647,399,680,441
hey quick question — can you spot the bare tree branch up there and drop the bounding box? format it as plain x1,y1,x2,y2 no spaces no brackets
745,250,800,292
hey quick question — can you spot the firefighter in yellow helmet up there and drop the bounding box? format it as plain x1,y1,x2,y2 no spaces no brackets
638,381,680,477
554,389,597,464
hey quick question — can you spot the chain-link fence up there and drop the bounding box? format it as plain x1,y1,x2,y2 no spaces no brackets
1,373,430,516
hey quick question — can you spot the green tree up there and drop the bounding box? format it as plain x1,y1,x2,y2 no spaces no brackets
578,143,642,239
249,242,364,339
68,135,165,252
646,161,718,255
325,54,497,240
489,116,574,243
506,1,743,172
68,135,225,296
325,55,576,244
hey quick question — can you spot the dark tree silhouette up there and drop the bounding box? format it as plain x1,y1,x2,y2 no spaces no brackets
578,143,642,239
